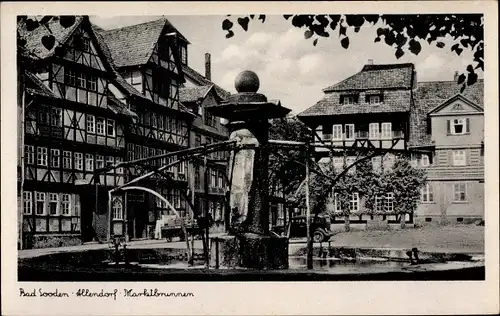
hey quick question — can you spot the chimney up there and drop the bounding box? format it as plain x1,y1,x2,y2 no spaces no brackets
367,59,374,65
454,71,459,82
205,53,211,81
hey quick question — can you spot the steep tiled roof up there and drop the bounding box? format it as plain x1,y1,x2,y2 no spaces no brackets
182,65,230,101
180,85,213,103
408,79,484,147
107,95,137,118
99,18,188,68
24,71,58,99
18,16,85,60
298,90,412,118
323,63,414,92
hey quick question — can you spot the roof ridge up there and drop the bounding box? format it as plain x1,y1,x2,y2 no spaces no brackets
101,17,166,33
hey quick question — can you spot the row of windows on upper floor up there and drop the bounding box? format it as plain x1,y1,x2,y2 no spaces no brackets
24,145,123,173
328,181,468,214
126,144,186,175
22,191,80,217
420,182,467,203
193,166,226,190
340,94,384,105
318,122,404,141
135,111,188,136
194,133,229,161
330,149,472,173
30,106,118,137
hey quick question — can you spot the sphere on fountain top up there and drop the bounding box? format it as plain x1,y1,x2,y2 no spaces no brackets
235,70,260,93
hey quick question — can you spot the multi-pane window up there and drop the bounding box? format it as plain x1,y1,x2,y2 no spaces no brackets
85,154,94,172
63,151,72,169
74,152,83,170
107,119,115,136
332,124,342,141
346,157,356,174
381,123,392,139
64,69,76,86
333,193,342,212
211,169,217,187
384,193,394,212
86,115,95,133
453,183,467,202
369,123,380,140
112,197,123,220
205,111,216,127
86,75,97,91
82,37,90,52
61,194,71,215
369,95,381,104
218,171,224,188
106,156,114,168
25,145,34,165
452,150,466,166
195,134,201,147
384,154,395,170
421,154,430,167
375,195,384,212
372,156,382,172
49,193,59,215
96,117,105,135
115,157,123,174
36,192,46,215
77,72,86,88
345,124,355,140
37,147,48,166
96,155,104,169
333,157,343,170
51,108,62,127
178,160,185,174
343,96,355,105
23,191,33,215
421,183,434,202
180,44,187,65
349,193,359,212
50,149,60,168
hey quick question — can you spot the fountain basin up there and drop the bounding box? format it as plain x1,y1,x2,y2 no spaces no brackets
18,245,484,281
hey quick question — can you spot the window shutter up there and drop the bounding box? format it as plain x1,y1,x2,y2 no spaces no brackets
448,150,454,166
465,118,470,133
446,120,451,134
380,93,384,103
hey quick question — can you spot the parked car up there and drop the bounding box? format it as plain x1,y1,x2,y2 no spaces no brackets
272,214,332,243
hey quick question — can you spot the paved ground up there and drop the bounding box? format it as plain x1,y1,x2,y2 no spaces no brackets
18,225,484,259
327,224,484,254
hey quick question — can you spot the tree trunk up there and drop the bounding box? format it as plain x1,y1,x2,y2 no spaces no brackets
344,215,350,232
400,213,406,229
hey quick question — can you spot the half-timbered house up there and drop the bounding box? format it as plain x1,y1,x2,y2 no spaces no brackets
180,54,231,232
298,62,484,226
18,16,137,248
98,18,196,240
298,61,417,227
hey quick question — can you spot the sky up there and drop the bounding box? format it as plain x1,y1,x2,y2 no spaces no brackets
90,15,481,114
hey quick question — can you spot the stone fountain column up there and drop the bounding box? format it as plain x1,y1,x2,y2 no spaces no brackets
207,71,291,270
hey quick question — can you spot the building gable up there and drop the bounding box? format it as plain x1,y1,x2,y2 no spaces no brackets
428,94,483,117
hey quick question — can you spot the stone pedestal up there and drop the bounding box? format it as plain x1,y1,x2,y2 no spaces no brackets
210,233,289,270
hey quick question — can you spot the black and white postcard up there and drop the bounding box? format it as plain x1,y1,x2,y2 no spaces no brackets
1,1,499,315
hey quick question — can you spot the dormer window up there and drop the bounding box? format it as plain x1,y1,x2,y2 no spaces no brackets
180,43,187,65
341,95,358,105
369,95,381,104
366,93,383,104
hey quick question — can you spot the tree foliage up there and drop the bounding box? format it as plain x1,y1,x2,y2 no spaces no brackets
295,153,427,227
268,116,311,197
222,14,484,92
